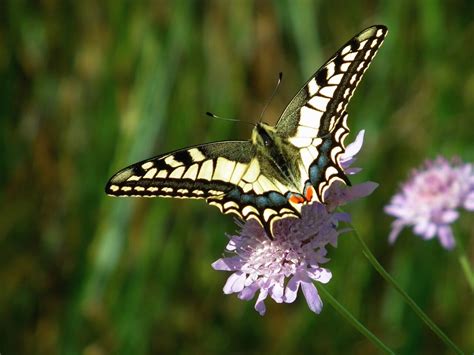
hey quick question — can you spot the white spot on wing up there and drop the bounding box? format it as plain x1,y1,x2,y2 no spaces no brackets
326,62,336,77
300,106,322,129
242,159,260,183
319,85,337,98
127,175,141,182
257,175,277,192
328,73,343,85
325,166,338,180
183,164,199,180
334,127,346,143
110,185,119,192
343,52,357,61
213,157,235,181
230,162,247,184
307,145,319,160
289,137,312,148
340,63,350,72
300,148,314,169
341,45,351,56
197,160,213,180
165,155,182,168
307,78,319,96
224,201,239,210
330,145,343,162
144,168,157,179
263,208,277,221
252,180,264,194
170,166,185,178
309,96,330,112
188,148,206,162
157,170,168,178
141,162,154,170
296,125,318,138
358,39,368,49
241,182,253,192
242,205,259,217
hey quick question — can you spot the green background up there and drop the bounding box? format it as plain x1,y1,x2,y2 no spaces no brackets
1,1,473,354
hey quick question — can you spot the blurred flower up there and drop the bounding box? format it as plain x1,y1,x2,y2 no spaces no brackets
212,131,377,315
385,157,474,250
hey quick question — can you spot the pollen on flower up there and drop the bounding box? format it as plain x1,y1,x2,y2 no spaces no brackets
212,130,378,315
385,156,474,250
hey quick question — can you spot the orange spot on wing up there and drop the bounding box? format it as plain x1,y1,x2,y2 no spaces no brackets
289,194,305,204
305,186,314,201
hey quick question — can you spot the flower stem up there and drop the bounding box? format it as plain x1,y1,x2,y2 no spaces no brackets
452,227,474,292
457,252,474,291
318,284,394,354
349,227,463,354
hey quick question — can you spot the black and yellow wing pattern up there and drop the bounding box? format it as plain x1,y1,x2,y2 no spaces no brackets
106,25,388,238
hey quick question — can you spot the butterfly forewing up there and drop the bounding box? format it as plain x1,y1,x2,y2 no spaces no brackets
106,141,255,199
276,25,387,203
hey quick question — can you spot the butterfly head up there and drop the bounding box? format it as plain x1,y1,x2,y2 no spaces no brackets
252,122,278,148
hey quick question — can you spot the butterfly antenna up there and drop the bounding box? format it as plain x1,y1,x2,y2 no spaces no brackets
206,112,255,127
258,72,283,123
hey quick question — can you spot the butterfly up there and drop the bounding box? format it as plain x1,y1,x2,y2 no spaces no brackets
105,25,388,239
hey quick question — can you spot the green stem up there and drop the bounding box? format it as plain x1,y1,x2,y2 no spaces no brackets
318,285,394,354
457,252,474,291
452,227,474,292
349,227,463,354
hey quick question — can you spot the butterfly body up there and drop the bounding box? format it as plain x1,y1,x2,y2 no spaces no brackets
106,25,388,238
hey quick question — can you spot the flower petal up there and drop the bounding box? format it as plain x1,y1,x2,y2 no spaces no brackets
212,256,243,271
285,274,302,303
342,130,365,161
440,210,459,224
301,281,323,314
255,289,268,316
463,192,474,210
438,226,456,250
223,272,246,294
238,283,259,300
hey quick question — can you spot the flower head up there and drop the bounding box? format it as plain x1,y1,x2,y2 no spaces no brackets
385,157,474,250
212,131,377,315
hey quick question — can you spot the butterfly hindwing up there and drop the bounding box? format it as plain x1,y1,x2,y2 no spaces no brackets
276,25,387,202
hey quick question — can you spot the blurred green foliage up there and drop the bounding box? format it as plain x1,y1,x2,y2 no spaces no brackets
1,1,473,354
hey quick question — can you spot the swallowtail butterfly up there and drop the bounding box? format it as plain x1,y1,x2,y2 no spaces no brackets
106,25,387,238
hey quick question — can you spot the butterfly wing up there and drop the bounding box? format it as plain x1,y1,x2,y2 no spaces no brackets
276,25,387,202
106,141,255,199
106,141,298,237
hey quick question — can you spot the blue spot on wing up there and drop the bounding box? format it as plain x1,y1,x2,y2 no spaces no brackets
268,191,287,206
256,196,268,208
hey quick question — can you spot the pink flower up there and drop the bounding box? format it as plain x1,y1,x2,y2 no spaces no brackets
212,131,377,315
385,157,474,250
